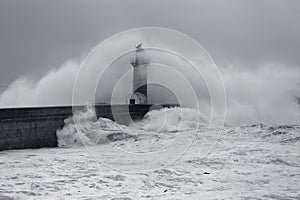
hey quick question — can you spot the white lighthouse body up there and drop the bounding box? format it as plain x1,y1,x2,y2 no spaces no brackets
130,45,150,104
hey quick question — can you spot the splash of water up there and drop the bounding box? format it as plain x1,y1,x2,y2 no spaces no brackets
131,107,207,132
56,106,207,147
56,105,132,147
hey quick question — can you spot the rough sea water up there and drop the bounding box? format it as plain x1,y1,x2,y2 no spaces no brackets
0,107,299,199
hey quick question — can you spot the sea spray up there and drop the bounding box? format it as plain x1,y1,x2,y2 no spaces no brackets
56,105,132,147
57,106,208,147
131,107,207,132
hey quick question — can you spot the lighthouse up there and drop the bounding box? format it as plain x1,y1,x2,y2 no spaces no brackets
130,43,150,104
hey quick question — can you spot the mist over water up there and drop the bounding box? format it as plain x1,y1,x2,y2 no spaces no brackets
0,57,299,126
0,56,299,126
0,60,79,107
223,63,300,126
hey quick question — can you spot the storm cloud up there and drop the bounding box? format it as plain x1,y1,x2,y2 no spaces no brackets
0,0,299,125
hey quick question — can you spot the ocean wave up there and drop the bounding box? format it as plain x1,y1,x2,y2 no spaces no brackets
56,106,207,147
56,105,133,147
130,107,207,132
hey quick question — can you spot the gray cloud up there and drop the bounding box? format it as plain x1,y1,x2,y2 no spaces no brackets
0,0,300,85
0,0,299,125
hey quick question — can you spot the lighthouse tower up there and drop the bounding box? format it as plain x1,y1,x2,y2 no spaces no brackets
130,43,150,104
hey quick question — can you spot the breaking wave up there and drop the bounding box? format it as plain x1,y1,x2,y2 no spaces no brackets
56,106,207,147
56,105,131,147
131,107,207,132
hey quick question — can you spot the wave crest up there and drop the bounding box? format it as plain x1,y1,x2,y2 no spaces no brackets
131,107,207,132
56,106,207,147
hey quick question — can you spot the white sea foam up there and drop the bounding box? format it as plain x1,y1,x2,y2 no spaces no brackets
56,106,207,147
131,107,207,132
1,121,299,199
56,105,131,147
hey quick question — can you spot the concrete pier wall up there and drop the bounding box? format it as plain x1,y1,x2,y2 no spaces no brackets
0,104,177,151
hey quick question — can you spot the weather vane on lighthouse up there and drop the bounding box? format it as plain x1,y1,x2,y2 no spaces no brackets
130,43,150,104
135,42,143,49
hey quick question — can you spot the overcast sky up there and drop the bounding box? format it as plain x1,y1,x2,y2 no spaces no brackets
0,0,299,85
0,0,299,125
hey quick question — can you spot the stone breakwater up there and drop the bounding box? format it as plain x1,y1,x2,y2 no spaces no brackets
0,104,178,151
